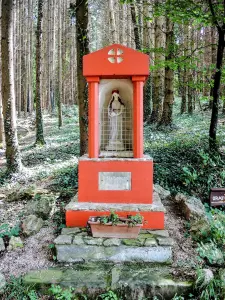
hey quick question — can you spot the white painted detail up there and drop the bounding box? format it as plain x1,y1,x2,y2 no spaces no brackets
108,48,123,64
99,172,131,190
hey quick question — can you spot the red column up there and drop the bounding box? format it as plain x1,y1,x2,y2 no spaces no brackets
132,76,145,158
87,77,99,158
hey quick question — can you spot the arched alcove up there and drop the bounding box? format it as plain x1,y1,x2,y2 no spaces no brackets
99,79,133,157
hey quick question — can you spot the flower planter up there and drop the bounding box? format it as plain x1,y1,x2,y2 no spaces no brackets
88,217,143,239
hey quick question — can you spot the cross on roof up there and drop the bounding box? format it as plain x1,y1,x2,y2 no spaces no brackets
108,48,124,64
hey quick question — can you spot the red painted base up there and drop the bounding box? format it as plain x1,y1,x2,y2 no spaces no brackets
66,210,164,230
78,158,153,204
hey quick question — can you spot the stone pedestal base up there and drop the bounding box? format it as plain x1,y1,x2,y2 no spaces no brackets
105,140,125,151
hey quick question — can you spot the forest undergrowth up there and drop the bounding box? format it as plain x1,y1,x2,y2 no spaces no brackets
1,99,225,202
145,100,225,202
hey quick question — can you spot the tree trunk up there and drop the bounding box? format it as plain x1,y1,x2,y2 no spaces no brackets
143,0,152,122
180,25,188,114
76,0,89,156
35,0,45,145
17,0,22,117
1,0,21,172
50,0,56,112
136,0,143,48
188,26,194,114
27,0,33,114
130,1,141,50
0,0,4,147
203,27,212,98
109,0,117,44
61,0,66,106
209,30,224,150
160,17,174,126
150,3,165,123
121,3,127,45
209,27,217,109
20,0,26,115
46,0,51,111
127,5,133,48
57,0,63,127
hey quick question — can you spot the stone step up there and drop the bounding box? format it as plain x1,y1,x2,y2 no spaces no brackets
66,191,165,229
23,263,193,299
54,228,173,264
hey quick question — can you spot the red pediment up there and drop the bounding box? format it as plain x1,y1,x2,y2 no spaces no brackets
83,44,149,77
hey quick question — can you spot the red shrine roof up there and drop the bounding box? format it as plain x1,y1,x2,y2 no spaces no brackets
83,44,149,77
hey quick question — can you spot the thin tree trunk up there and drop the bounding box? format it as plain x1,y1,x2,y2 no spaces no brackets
76,0,89,155
203,27,212,98
209,30,224,150
150,4,165,123
160,17,174,125
109,0,117,44
35,0,45,145
0,0,4,147
136,0,143,48
21,0,26,115
17,0,22,117
180,25,188,114
46,0,51,111
188,26,194,114
61,0,66,106
130,1,141,50
1,0,21,172
27,0,33,114
121,3,127,45
29,0,34,112
143,0,151,122
209,27,217,109
50,0,56,112
57,0,63,127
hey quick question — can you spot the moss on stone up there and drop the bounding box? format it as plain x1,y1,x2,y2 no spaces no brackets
23,269,63,284
122,239,143,246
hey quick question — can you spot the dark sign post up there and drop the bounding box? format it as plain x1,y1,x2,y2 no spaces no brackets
210,188,225,207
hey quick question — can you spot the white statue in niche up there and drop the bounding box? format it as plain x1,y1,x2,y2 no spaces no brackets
106,89,125,151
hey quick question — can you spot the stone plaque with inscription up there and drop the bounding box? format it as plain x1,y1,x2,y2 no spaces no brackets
210,188,225,206
99,172,131,190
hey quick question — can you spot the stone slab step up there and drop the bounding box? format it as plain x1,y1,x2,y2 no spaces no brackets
56,244,172,264
54,228,173,264
23,263,193,299
66,192,165,229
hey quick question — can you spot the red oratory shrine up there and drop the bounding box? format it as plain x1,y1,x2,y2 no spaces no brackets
66,44,165,229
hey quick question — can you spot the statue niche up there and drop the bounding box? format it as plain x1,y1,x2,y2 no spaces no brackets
106,90,125,151
99,80,133,157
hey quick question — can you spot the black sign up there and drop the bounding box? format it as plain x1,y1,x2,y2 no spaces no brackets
210,188,225,206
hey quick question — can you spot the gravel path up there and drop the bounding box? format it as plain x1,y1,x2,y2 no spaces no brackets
0,227,56,279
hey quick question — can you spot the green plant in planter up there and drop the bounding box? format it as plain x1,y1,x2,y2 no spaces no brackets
98,212,143,226
99,211,120,225
129,214,143,226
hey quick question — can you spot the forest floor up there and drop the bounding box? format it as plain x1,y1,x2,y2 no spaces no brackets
0,100,225,282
